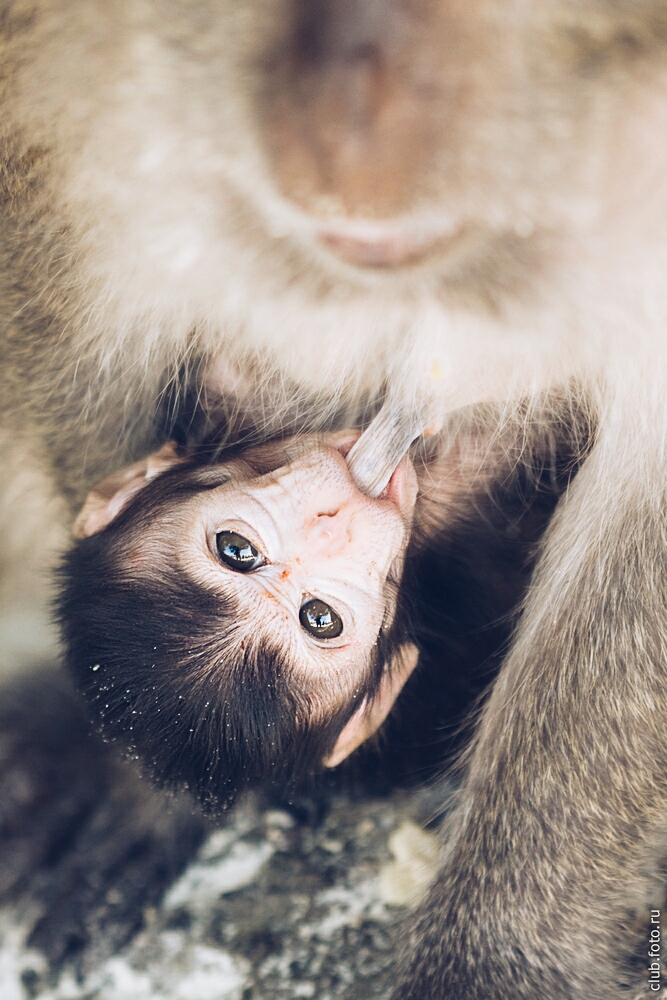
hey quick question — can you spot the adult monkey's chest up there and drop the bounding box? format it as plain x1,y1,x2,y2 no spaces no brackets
1,0,666,482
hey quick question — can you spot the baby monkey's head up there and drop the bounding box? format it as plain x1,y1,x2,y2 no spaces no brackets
58,433,419,810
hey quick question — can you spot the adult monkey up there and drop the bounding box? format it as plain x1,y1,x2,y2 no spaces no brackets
1,2,667,998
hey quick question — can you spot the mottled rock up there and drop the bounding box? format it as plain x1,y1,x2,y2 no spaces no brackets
0,786,447,1000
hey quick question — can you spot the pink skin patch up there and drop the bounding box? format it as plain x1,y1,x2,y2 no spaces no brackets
323,643,419,767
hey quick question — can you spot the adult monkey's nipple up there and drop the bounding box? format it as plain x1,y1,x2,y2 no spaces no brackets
346,382,442,498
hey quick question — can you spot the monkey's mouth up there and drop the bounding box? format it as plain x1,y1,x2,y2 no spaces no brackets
315,219,470,269
328,429,361,458
379,456,417,515
319,430,416,516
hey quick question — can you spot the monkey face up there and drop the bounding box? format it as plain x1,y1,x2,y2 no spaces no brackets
60,433,420,802
174,435,416,701
72,431,418,728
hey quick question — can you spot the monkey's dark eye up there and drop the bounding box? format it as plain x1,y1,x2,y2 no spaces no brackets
299,598,343,639
216,531,263,572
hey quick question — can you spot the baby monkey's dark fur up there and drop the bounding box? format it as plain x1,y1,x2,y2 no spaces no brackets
57,440,411,811
0,430,565,976
57,417,583,809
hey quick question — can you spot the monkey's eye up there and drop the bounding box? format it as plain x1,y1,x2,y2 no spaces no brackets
216,531,264,572
299,598,343,639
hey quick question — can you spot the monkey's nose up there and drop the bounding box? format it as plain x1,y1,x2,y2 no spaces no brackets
306,510,353,556
261,0,440,218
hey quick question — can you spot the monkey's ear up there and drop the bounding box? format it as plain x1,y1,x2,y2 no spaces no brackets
323,643,419,768
73,441,185,539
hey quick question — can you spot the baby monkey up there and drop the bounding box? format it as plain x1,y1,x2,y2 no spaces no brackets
58,425,450,809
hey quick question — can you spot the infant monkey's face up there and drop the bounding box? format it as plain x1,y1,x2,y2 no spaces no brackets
74,431,419,764
175,432,417,683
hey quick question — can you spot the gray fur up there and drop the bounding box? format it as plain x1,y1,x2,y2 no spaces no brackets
2,2,667,996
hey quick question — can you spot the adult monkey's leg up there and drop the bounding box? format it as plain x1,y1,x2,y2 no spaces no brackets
392,383,667,999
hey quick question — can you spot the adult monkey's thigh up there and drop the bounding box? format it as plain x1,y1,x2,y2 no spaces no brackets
392,392,667,997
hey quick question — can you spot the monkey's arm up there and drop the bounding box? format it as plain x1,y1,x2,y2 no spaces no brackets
390,393,667,999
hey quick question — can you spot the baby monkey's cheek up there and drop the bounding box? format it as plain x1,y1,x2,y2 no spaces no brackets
292,647,370,718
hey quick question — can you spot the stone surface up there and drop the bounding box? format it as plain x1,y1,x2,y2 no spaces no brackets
0,786,445,1000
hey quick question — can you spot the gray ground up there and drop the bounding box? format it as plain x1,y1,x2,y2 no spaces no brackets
0,784,447,1000
0,607,661,998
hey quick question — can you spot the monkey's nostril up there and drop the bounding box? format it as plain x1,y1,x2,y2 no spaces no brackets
309,509,351,551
